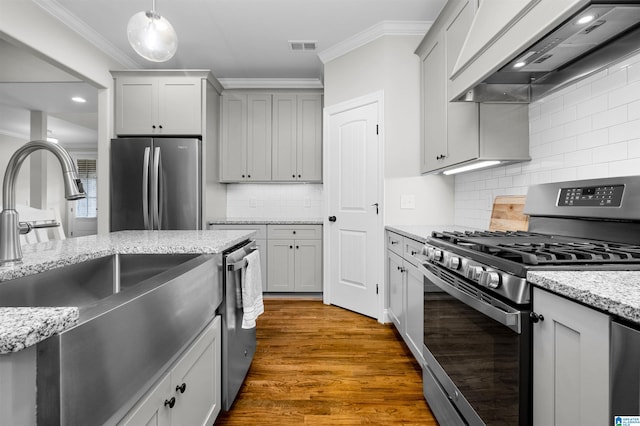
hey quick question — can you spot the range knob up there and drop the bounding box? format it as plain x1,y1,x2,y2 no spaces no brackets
448,256,460,270
433,249,443,261
480,271,501,289
466,265,483,281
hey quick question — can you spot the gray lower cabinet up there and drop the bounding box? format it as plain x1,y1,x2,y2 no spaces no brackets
267,224,322,292
118,316,221,426
532,287,610,426
386,230,424,365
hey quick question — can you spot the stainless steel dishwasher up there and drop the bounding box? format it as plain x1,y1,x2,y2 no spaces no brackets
611,321,640,419
219,240,258,411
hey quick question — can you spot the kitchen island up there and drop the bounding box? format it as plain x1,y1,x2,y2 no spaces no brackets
0,229,254,352
0,229,254,426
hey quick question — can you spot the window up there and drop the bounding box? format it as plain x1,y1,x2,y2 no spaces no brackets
75,158,97,218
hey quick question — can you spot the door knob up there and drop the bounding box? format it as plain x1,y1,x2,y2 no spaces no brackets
328,216,336,222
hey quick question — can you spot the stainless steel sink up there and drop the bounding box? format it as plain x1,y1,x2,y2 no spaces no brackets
0,253,201,311
0,252,223,426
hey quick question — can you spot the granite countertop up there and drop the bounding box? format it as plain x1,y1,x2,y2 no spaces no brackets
528,270,640,325
208,217,323,225
0,229,254,354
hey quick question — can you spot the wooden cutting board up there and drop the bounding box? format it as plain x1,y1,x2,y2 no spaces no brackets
489,195,529,231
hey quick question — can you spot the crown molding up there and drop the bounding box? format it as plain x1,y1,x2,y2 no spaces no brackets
218,78,324,90
318,20,433,64
33,0,141,69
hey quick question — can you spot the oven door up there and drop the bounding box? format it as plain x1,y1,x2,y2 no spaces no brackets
421,262,531,426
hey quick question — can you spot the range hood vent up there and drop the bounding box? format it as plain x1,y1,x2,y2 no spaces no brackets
457,2,640,103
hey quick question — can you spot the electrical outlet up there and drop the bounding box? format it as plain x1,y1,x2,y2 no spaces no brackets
304,197,312,208
400,194,415,209
249,197,257,208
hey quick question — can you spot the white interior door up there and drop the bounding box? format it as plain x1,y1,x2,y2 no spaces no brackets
324,93,382,319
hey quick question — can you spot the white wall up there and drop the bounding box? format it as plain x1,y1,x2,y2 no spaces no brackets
454,51,640,229
324,34,455,225
225,184,322,219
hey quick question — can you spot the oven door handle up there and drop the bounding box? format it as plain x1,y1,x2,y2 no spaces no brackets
419,264,522,334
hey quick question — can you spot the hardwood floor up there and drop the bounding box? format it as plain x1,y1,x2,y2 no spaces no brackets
215,299,438,425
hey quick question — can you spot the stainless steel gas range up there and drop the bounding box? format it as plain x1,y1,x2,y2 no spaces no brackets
420,176,640,426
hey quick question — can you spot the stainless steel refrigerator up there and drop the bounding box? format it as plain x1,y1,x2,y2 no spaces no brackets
110,138,202,231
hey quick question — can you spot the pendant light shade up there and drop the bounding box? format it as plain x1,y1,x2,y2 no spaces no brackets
127,1,177,62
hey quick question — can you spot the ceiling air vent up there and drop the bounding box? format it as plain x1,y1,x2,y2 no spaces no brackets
289,40,317,52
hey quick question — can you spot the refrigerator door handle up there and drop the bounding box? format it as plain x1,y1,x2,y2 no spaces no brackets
157,148,164,229
152,147,161,230
142,147,151,230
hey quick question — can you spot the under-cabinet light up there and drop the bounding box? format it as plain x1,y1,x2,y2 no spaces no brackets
442,161,501,175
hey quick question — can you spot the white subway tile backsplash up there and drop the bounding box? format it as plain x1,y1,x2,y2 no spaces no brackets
226,183,323,218
609,119,640,144
609,81,640,109
592,142,627,162
591,67,627,97
576,94,608,118
576,128,609,150
628,139,640,158
539,96,564,115
629,100,640,121
592,105,627,130
563,117,591,138
563,84,591,107
608,158,640,176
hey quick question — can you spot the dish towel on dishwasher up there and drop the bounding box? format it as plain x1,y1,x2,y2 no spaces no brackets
241,250,264,329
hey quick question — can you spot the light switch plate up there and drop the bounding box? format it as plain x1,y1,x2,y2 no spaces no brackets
400,194,415,209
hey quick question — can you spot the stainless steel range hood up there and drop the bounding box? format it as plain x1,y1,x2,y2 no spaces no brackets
454,1,640,103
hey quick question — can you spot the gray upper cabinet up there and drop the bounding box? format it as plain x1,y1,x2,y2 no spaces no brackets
220,93,272,182
220,90,322,183
272,94,323,182
415,0,529,174
114,75,202,136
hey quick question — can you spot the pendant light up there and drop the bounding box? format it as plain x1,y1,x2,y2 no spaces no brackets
127,0,178,62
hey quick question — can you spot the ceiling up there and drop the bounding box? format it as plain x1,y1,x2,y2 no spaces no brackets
0,0,446,147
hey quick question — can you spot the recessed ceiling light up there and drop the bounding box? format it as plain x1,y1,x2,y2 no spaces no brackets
72,97,86,103
577,15,595,25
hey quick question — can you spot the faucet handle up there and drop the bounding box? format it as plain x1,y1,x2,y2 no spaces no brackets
17,221,32,235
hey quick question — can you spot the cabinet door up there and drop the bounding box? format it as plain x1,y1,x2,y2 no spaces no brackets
296,94,322,182
444,0,479,167
220,93,247,181
267,239,295,291
115,78,158,135
246,94,272,181
294,239,322,292
171,317,221,426
421,33,448,173
405,262,424,365
533,288,610,426
157,78,202,135
118,374,172,426
387,251,404,332
272,94,297,181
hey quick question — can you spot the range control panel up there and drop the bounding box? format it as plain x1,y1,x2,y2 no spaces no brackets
558,184,624,207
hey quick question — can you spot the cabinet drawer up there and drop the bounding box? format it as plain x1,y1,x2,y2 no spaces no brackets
403,238,425,266
208,223,267,239
267,224,322,240
387,232,403,256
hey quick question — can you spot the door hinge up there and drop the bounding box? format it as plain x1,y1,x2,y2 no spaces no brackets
376,124,379,135
376,284,379,294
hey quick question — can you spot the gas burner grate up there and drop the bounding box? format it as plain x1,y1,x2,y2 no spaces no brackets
431,230,640,266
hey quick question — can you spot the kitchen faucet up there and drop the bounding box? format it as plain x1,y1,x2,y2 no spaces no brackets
0,140,85,265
